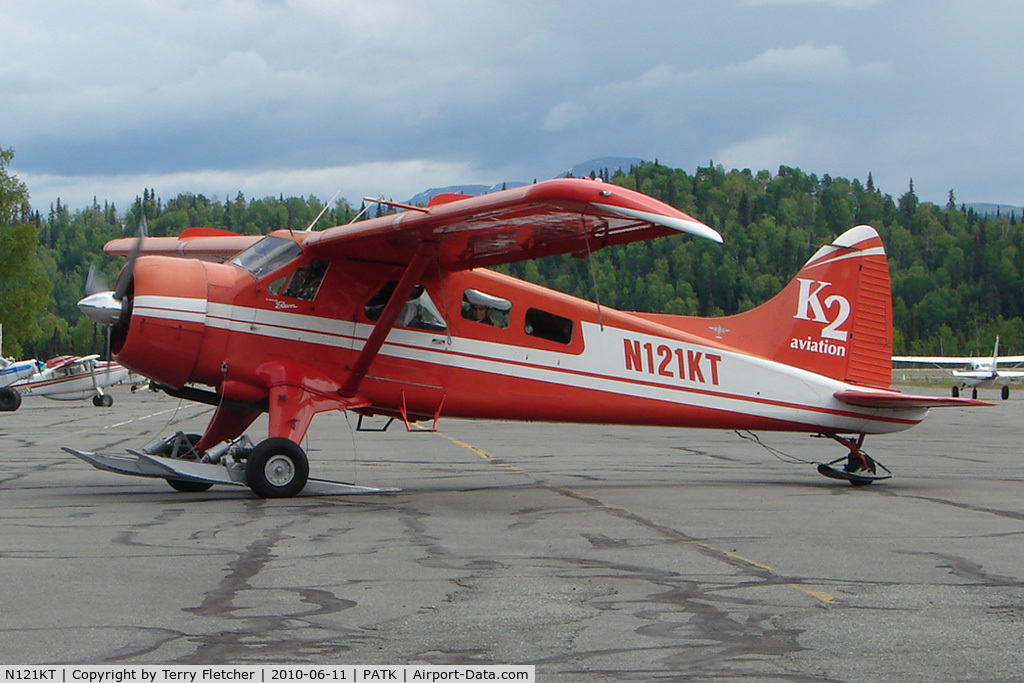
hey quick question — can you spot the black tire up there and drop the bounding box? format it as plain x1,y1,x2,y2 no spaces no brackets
972,388,978,399
0,387,22,412
155,433,214,493
951,385,959,398
167,478,214,493
1002,385,1010,400
245,437,309,498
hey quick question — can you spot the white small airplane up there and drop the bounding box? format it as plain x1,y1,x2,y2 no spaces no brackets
2,354,130,411
0,357,41,411
892,336,1024,399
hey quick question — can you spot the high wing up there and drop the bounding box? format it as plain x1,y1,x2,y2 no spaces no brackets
104,180,721,267
953,369,1024,379
892,354,1024,365
302,178,721,268
44,354,99,371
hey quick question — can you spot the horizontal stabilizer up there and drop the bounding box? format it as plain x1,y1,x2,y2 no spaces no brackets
834,390,993,409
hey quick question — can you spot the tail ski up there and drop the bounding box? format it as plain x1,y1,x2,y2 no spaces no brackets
641,225,892,388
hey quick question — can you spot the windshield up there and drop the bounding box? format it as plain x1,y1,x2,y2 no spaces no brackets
230,236,303,279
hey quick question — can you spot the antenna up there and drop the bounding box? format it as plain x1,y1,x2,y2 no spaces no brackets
304,188,345,232
362,196,430,214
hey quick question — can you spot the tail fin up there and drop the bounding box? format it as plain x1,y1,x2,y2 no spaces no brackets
992,335,1001,370
640,225,893,387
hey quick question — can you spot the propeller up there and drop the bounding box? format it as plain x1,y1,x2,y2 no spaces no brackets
114,214,147,301
77,216,147,327
78,215,147,328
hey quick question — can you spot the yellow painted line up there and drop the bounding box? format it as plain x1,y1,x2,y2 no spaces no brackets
793,587,840,604
432,432,532,475
721,549,776,573
433,428,841,606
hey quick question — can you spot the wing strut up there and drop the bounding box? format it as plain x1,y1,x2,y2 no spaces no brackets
340,241,438,398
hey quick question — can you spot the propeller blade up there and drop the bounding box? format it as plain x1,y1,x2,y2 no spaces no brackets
85,264,109,296
113,214,148,301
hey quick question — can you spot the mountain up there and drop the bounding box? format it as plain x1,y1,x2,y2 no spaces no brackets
406,182,528,207
964,203,1022,219
405,157,648,205
564,157,646,179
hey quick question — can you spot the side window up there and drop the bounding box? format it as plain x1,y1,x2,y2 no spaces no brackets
525,308,573,345
461,289,511,329
266,259,328,301
364,281,448,332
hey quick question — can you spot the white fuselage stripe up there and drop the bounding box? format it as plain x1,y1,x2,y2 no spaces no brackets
134,296,919,432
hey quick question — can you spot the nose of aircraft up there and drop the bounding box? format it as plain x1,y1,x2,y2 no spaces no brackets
78,290,124,326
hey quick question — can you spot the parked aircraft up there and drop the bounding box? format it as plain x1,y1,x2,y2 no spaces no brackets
2,354,130,411
893,336,1024,399
0,357,40,411
68,178,987,496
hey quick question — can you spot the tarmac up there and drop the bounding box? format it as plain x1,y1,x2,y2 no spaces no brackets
2,381,1023,681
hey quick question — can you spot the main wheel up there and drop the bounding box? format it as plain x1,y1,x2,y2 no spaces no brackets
92,393,114,407
155,433,213,493
0,387,22,412
1002,385,1010,400
245,437,309,498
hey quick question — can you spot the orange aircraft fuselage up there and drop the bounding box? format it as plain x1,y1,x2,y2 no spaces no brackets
76,179,985,496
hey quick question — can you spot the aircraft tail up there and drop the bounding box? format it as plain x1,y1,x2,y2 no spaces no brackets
639,225,893,388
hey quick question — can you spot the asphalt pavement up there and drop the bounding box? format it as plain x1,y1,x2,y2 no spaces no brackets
2,383,1022,681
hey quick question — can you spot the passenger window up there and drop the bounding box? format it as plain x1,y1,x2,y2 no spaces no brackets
524,308,573,345
365,281,448,332
461,289,511,329
267,259,328,301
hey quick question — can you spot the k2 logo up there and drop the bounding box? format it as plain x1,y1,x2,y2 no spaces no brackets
794,278,850,341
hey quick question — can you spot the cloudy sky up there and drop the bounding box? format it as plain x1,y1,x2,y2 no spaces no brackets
3,0,1022,213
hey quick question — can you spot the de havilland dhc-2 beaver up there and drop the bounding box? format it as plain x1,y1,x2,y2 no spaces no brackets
68,177,988,497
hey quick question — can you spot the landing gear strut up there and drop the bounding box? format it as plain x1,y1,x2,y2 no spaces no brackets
153,432,214,493
816,434,892,485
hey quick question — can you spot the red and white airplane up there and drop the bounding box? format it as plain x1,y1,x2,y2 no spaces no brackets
6,354,129,410
68,178,987,496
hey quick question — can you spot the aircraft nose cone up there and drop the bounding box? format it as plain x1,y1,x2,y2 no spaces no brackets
78,291,123,326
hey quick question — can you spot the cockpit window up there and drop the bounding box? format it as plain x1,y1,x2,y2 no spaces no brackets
266,259,329,301
365,281,448,332
230,236,303,279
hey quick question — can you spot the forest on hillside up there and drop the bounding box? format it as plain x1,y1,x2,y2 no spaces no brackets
2,144,1023,360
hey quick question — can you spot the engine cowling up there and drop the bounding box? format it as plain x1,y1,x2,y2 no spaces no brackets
113,256,209,389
